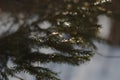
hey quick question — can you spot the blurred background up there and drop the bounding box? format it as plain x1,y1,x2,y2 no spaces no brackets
0,0,120,80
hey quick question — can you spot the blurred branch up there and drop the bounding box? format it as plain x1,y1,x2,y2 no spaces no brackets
13,75,24,80
97,52,120,59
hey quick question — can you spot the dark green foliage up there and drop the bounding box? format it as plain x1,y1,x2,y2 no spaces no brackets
0,0,112,80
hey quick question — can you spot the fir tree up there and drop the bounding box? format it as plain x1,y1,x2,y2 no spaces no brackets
0,0,112,80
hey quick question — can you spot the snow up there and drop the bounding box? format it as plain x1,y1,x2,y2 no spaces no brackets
98,15,112,39
38,21,51,29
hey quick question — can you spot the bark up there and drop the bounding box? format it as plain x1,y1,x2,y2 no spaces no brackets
108,0,120,46
0,0,72,14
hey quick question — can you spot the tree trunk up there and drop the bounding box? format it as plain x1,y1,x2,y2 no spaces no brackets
109,0,120,46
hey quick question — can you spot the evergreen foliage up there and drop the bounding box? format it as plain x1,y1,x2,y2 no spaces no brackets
0,0,112,80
